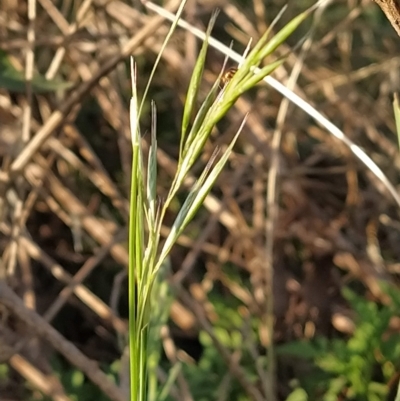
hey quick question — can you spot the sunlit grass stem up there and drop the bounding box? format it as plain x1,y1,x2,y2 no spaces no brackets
127,5,315,401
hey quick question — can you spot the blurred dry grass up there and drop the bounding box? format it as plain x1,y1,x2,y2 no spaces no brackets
1,0,400,400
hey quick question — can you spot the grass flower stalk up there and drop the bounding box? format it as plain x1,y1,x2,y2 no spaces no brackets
128,5,315,400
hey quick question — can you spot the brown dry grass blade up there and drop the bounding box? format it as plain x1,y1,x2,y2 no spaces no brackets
373,0,400,36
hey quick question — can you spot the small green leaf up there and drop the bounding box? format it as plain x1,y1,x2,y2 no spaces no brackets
0,49,72,93
181,74,220,161
71,370,85,388
181,11,218,152
277,341,322,360
255,9,312,64
285,388,308,401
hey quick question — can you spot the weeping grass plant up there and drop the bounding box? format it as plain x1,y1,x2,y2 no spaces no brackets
128,4,318,401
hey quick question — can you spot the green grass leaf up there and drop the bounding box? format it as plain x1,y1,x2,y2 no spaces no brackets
0,49,72,92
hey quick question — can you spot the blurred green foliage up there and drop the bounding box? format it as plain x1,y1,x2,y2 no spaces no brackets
279,284,400,400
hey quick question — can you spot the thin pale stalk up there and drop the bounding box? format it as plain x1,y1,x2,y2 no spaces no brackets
147,102,158,227
139,0,189,117
395,380,400,401
393,93,400,150
129,59,146,401
129,64,140,401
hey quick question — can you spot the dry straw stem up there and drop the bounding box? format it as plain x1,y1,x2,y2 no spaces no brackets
6,351,73,401
22,0,35,143
373,0,400,37
144,0,400,209
0,280,126,401
3,0,182,181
